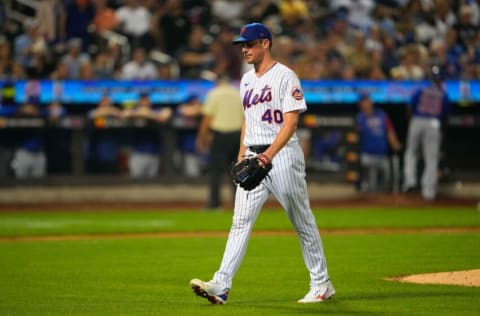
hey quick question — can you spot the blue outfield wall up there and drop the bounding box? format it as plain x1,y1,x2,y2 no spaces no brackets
1,79,479,106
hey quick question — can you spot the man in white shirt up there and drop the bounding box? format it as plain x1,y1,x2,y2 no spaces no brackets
116,0,151,38
121,47,158,80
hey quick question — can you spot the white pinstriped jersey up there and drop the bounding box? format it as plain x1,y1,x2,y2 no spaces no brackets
212,63,331,291
240,62,307,147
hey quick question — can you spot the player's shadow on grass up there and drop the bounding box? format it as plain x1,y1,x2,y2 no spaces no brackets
230,299,384,316
229,290,478,315
340,289,478,301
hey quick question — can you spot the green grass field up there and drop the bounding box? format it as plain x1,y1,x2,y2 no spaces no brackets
0,207,479,316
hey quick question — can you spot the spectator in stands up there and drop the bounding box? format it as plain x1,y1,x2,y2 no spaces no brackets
86,94,123,173
380,32,399,78
210,24,243,80
104,40,125,78
11,62,27,80
79,60,95,80
64,0,95,51
402,0,427,26
454,5,479,50
36,0,66,43
364,22,383,52
279,0,310,32
296,43,327,80
459,55,480,79
445,28,465,65
390,44,425,80
356,92,402,193
177,25,214,79
122,92,172,178
60,38,91,79
330,0,375,31
271,35,297,70
323,11,351,58
93,0,118,35
344,30,373,78
14,21,46,69
248,0,280,23
50,60,70,80
120,47,158,80
324,51,347,80
11,100,47,179
432,0,457,38
0,37,13,79
182,0,213,28
26,47,53,80
91,51,116,79
115,0,151,47
467,1,480,26
293,18,320,50
157,0,192,55
368,64,387,80
414,11,441,44
429,38,461,79
210,0,245,27
367,44,387,79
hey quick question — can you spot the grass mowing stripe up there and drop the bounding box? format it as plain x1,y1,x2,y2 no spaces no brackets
0,207,478,237
1,226,479,243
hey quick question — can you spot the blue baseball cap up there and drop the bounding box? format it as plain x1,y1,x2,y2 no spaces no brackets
232,22,272,45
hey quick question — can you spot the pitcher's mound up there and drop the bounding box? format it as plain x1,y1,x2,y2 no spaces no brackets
388,269,480,287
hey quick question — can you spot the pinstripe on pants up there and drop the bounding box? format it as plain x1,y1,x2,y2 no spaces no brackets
213,142,329,289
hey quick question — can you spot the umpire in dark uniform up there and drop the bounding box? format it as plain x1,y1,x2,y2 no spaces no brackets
196,74,244,210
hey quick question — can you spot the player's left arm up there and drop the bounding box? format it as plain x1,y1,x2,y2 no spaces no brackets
196,114,213,153
385,115,402,152
441,93,451,125
237,121,247,162
263,110,299,161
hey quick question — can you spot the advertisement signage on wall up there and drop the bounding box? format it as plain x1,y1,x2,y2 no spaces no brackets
2,80,478,105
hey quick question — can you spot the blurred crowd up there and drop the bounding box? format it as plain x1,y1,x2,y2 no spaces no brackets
0,0,479,83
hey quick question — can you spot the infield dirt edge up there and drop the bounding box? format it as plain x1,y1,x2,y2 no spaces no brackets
387,269,480,287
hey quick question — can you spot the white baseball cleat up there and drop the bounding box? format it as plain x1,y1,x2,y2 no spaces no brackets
190,278,229,305
297,280,336,303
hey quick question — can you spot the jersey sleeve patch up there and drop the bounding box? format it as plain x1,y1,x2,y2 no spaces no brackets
291,85,304,101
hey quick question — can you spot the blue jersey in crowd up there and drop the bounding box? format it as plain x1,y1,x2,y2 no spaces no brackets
21,136,44,152
356,109,391,156
409,86,450,120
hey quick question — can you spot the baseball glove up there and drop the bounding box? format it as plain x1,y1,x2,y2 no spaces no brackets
231,154,272,191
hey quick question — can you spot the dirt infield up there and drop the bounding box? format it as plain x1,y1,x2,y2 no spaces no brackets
1,226,479,243
388,270,480,287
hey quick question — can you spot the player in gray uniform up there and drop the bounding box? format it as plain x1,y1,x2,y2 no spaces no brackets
190,22,334,304
403,66,451,200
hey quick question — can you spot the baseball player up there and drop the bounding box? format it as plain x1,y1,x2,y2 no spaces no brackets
11,101,46,179
356,92,402,193
122,92,172,178
190,22,334,304
403,66,451,200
